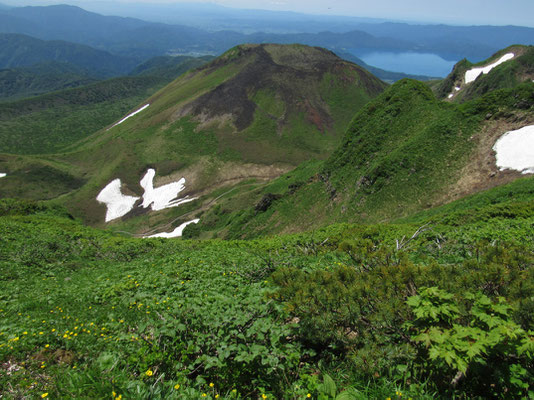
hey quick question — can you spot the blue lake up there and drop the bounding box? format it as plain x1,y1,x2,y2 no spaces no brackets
357,52,458,78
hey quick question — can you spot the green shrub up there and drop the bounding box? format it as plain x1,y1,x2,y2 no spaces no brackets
406,287,534,398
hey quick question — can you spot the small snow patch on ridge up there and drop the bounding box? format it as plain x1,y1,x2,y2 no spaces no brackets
145,219,200,238
493,125,534,174
465,53,515,84
108,104,150,130
96,179,140,222
0,173,6,178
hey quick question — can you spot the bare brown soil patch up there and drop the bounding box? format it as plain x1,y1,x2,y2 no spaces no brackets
443,112,534,204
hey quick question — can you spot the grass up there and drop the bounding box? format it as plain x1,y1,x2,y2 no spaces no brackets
0,44,387,234
0,197,532,398
0,77,166,155
192,77,534,239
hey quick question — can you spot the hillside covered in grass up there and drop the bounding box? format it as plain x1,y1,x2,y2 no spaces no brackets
0,54,215,155
0,43,387,230
0,76,166,155
0,61,97,101
1,38,534,399
0,194,532,399
190,77,534,239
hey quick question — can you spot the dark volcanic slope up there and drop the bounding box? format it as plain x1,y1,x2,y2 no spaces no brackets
180,43,386,134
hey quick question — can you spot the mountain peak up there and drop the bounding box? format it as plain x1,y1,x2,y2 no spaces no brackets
180,43,386,132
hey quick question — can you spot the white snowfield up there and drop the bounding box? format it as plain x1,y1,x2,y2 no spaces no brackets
140,168,197,211
108,104,150,129
96,179,140,222
465,53,515,84
0,173,6,178
493,125,534,174
97,168,197,222
145,219,200,238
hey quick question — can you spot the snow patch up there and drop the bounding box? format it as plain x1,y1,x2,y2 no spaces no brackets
108,104,150,129
97,168,197,222
448,86,462,99
145,219,200,238
0,173,6,178
140,168,197,211
465,53,515,84
96,179,140,222
493,125,534,174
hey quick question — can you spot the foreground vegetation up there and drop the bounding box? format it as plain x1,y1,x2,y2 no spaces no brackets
1,197,532,399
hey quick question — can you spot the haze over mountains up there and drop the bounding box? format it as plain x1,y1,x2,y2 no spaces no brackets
2,3,534,67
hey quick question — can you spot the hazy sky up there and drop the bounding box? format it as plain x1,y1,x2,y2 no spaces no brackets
4,0,534,27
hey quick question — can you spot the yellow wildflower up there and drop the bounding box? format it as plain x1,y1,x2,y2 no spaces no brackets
41,394,48,398
174,384,180,390
145,369,153,377
209,383,214,388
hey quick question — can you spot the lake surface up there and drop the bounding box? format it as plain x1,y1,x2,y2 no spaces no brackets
357,52,458,78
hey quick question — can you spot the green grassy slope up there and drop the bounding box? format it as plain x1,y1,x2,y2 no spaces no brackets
0,61,97,101
0,44,386,229
0,76,166,155
1,195,532,398
0,53,216,155
190,78,534,239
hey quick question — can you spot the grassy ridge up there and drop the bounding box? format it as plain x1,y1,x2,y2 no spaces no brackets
189,79,534,239
435,45,534,101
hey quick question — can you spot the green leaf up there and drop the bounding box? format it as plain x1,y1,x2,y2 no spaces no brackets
318,374,337,398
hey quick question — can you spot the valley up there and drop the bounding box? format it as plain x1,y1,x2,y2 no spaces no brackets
0,3,533,399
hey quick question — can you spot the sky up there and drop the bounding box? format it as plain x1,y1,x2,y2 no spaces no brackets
3,0,534,27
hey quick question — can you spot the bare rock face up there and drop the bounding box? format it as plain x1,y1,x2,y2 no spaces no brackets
255,193,281,213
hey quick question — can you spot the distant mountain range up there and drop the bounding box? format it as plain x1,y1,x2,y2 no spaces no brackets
0,33,138,77
1,4,534,67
